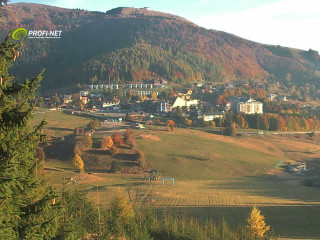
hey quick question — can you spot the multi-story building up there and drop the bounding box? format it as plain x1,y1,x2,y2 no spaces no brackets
231,97,263,114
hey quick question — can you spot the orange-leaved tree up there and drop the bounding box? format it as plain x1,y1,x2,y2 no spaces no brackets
166,120,175,131
72,154,84,172
247,206,270,238
101,136,113,150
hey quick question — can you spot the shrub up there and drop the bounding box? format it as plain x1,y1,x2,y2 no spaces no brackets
87,119,100,130
82,134,93,149
136,149,147,170
112,132,123,146
124,129,136,148
223,122,237,136
101,136,113,150
72,154,84,172
110,160,121,173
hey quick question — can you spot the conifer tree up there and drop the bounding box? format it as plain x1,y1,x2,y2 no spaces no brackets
0,26,58,238
105,189,134,237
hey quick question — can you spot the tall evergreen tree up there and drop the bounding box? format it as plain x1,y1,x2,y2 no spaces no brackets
0,9,59,239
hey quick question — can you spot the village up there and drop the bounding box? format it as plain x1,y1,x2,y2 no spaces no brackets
40,79,275,125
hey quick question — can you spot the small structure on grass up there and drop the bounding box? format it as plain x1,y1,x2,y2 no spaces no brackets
162,178,175,186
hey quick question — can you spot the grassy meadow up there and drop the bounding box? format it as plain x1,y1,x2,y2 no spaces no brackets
30,108,91,137
136,128,287,179
37,111,320,239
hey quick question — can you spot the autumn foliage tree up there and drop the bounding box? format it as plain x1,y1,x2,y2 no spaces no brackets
124,129,136,148
166,120,175,131
184,118,192,127
74,141,85,155
73,154,84,172
82,134,93,150
105,189,135,237
101,136,113,150
247,207,270,238
112,132,123,146
136,149,147,170
87,119,100,130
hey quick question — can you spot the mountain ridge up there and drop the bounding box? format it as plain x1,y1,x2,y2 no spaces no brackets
0,3,319,90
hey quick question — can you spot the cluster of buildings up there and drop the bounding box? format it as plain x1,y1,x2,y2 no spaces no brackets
268,94,288,102
47,77,268,125
85,79,168,90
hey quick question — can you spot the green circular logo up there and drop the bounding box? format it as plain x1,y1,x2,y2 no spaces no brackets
12,28,27,40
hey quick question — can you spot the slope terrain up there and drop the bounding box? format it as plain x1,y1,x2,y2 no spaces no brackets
1,3,319,91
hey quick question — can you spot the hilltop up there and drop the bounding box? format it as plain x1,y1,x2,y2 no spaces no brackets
1,3,320,90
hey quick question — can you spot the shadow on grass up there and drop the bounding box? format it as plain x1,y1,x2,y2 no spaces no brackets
168,153,209,161
84,181,144,192
155,205,320,239
48,127,73,132
86,149,110,155
115,153,137,161
205,175,320,203
44,167,63,172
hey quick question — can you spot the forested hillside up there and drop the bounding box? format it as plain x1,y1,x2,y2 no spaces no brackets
1,3,320,91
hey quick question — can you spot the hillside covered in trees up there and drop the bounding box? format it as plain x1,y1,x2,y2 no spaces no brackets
1,3,320,91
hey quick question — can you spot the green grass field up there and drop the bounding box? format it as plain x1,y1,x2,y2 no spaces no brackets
41,119,320,239
136,128,286,179
30,109,91,137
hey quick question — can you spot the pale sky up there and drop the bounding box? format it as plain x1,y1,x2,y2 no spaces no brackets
9,0,320,52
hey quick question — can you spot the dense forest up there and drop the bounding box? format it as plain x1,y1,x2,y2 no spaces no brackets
0,3,319,92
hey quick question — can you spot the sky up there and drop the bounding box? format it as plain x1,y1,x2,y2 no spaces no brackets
9,0,320,52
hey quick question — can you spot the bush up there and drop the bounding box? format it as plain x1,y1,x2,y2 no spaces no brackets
87,119,100,130
110,146,120,156
112,132,123,146
223,123,237,136
101,136,113,150
136,149,147,170
124,129,136,148
72,154,84,172
74,141,85,155
82,134,93,149
184,118,192,127
166,120,175,131
110,160,121,173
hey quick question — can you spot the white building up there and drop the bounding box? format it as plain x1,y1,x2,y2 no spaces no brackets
231,97,263,114
171,97,199,109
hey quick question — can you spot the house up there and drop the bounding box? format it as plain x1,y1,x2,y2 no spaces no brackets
171,97,199,109
177,89,192,100
193,80,203,87
231,97,263,114
103,84,119,89
277,95,288,102
131,90,158,97
63,94,72,104
82,96,89,105
154,101,171,113
268,94,278,101
80,91,89,97
202,112,225,122
102,100,120,108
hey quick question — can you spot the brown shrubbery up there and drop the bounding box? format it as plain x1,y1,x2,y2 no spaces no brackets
101,136,113,150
